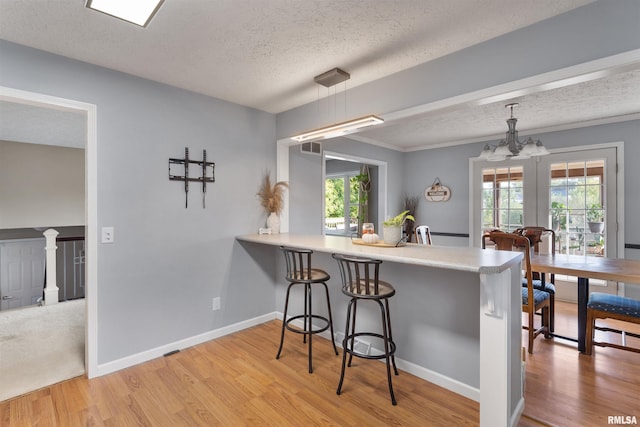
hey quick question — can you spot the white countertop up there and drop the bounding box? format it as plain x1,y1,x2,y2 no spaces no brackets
237,233,521,275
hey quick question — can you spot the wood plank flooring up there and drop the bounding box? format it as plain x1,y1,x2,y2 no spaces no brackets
1,301,638,426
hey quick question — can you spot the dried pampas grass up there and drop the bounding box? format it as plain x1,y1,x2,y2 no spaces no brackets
257,172,288,214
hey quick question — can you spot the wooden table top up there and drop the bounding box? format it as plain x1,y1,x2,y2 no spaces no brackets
530,253,640,284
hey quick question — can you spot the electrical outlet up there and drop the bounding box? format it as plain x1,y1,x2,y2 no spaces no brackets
101,227,114,243
212,297,221,311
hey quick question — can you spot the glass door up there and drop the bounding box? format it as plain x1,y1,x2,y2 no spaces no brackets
536,147,617,258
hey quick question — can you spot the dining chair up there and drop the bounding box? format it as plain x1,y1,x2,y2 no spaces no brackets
485,231,551,353
414,225,432,245
585,292,640,355
515,226,557,332
276,246,339,373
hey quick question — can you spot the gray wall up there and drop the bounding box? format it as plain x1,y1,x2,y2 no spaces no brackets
0,40,278,364
0,141,85,229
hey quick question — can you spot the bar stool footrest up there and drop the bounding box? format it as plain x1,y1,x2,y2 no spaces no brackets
343,332,396,360
284,314,331,335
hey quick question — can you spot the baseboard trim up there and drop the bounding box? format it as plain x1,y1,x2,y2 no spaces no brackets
95,312,277,377
283,314,480,402
97,311,481,403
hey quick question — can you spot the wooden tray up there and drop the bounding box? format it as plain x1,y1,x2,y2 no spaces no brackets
351,238,406,248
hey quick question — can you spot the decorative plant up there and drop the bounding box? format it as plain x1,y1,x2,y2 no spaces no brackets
257,171,288,215
551,201,567,231
383,210,415,227
587,203,603,223
355,165,371,226
402,195,419,241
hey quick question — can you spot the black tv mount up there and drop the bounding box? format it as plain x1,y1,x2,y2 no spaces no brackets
168,147,215,208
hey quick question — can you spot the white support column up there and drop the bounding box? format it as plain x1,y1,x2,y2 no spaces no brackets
43,228,59,305
479,263,524,427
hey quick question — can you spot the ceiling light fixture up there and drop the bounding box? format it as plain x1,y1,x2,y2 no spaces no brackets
85,0,165,27
479,103,550,161
291,115,384,142
291,68,384,143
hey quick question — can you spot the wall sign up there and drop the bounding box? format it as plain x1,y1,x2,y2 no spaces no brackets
424,177,451,202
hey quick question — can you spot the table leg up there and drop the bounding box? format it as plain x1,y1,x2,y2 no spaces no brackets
577,277,589,353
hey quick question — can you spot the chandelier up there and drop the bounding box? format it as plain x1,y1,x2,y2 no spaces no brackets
479,103,549,161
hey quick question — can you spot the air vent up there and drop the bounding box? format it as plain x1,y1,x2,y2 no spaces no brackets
300,141,322,156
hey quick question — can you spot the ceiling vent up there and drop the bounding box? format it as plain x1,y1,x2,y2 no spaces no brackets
300,141,322,156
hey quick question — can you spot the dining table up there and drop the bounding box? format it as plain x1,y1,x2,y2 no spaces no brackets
529,253,640,352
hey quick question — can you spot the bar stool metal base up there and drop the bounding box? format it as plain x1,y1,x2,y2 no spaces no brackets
337,298,399,405
276,281,339,374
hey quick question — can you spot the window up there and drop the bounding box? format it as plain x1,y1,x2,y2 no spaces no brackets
325,173,359,235
482,166,524,233
549,160,606,257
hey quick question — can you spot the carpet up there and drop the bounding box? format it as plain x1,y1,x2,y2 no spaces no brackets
0,299,85,402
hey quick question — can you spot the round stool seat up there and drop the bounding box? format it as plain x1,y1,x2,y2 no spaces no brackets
287,268,330,283
342,279,395,299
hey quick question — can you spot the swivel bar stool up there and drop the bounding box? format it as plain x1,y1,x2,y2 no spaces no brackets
332,253,399,405
276,246,338,373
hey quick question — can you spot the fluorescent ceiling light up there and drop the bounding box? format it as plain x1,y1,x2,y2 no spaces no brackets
86,0,165,27
291,115,384,142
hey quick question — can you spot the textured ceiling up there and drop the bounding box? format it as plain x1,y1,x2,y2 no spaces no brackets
1,0,638,151
357,68,640,151
0,0,592,114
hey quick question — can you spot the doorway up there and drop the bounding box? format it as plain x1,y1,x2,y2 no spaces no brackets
0,85,98,381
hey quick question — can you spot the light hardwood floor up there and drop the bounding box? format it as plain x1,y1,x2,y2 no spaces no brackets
1,301,638,426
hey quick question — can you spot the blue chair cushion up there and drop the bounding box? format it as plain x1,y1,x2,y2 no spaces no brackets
522,288,550,306
587,292,640,317
522,278,556,294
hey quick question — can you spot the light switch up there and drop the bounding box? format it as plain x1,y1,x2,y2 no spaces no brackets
101,226,114,243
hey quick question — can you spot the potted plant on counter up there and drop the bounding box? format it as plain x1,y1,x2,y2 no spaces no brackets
383,210,415,245
257,171,288,233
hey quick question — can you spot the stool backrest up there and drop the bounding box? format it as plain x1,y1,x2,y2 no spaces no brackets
414,225,432,245
332,253,383,296
280,246,313,282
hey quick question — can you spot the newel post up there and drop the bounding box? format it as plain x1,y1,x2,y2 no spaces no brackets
43,228,59,305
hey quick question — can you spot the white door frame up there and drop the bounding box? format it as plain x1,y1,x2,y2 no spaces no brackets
0,86,98,378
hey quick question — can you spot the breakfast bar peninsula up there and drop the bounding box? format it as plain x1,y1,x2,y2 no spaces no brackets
237,233,524,427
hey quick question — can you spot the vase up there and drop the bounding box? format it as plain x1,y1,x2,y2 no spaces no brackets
267,212,280,234
383,225,402,245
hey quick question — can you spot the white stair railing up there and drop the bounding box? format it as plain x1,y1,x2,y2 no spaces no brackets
43,228,59,305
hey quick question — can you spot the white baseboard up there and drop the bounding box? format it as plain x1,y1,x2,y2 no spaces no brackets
283,314,480,402
511,397,525,427
95,312,277,377
97,311,480,403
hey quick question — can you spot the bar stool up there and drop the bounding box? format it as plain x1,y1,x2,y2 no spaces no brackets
276,246,339,373
332,253,399,405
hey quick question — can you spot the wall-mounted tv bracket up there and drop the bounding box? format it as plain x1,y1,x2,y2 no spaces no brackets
169,147,215,208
